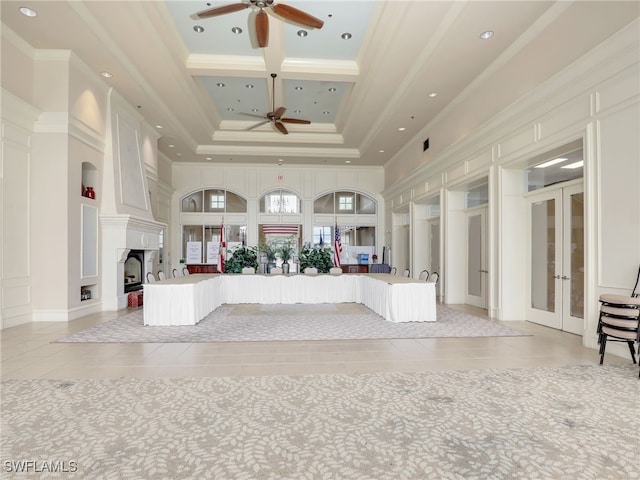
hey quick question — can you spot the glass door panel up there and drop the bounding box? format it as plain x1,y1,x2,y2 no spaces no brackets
562,185,585,335
530,198,556,313
465,207,487,309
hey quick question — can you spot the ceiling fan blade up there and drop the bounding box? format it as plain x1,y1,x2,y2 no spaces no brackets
274,121,289,135
256,10,269,48
196,3,248,19
271,4,324,29
237,112,267,119
273,106,287,118
281,117,311,125
246,120,270,131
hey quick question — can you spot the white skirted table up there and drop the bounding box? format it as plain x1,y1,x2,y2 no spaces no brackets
143,273,436,326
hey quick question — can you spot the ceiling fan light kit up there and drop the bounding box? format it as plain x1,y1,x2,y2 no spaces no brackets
195,0,324,48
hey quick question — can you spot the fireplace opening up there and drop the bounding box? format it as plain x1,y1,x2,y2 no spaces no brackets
124,250,144,293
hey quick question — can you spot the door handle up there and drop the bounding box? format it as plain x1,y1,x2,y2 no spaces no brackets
553,275,561,279
562,275,570,280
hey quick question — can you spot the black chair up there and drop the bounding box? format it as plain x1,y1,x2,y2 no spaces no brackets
172,268,181,278
402,268,410,278
146,272,156,283
157,270,166,281
418,270,429,281
597,265,640,376
182,266,190,276
389,267,397,276
427,272,440,285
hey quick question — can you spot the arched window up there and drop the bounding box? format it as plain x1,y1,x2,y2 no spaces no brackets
313,191,376,214
179,189,247,267
260,189,301,214
312,190,377,265
181,189,247,213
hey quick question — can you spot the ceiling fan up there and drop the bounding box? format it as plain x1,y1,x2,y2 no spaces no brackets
195,0,324,48
238,73,311,135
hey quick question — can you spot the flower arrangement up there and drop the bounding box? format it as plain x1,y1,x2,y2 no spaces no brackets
372,254,378,263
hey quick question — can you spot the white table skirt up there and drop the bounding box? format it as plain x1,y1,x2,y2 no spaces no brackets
222,274,361,304
143,274,221,326
143,273,436,326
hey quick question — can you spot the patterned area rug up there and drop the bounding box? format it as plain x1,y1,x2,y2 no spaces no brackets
55,304,528,343
2,365,638,479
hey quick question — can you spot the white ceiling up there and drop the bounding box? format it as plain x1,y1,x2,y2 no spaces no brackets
2,1,639,167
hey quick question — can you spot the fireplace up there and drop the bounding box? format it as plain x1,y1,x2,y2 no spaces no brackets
124,250,144,293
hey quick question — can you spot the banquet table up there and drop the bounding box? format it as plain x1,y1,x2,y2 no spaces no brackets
143,273,436,326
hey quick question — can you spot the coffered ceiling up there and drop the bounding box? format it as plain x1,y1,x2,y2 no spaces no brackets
2,1,638,167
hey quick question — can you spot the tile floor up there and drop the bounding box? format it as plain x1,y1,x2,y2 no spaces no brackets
0,304,630,380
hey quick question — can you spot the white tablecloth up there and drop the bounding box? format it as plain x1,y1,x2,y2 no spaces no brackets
143,273,436,325
143,274,221,326
221,274,360,304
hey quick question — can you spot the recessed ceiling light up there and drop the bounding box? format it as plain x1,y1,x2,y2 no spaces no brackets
328,87,336,92
535,157,568,169
294,110,301,114
19,7,37,17
480,30,494,40
231,26,242,34
379,150,385,153
245,84,254,89
217,83,225,87
100,71,113,78
428,92,438,98
206,157,212,161
227,108,234,112
155,125,163,129
297,30,308,37
341,32,352,40
322,111,330,115
176,153,182,157
561,160,584,169
193,25,204,33
169,144,175,148
251,108,259,112
294,86,303,91
345,160,351,164
398,127,406,131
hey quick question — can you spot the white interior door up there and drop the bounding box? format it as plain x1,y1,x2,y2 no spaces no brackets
527,184,584,334
561,184,585,335
465,207,487,309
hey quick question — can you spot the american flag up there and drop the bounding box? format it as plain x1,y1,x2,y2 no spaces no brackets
219,222,226,273
262,224,299,235
333,224,342,267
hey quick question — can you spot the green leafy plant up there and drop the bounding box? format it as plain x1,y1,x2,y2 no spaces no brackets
259,240,278,263
278,236,296,264
298,245,333,273
224,246,259,274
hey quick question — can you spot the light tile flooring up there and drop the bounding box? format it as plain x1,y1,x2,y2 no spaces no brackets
1,304,630,380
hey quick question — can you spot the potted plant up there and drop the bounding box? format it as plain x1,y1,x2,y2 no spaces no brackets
298,245,334,273
277,237,296,274
372,254,378,263
259,240,278,273
224,246,259,274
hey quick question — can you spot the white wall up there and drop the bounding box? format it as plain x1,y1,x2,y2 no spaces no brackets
383,20,640,356
0,30,173,326
170,163,385,272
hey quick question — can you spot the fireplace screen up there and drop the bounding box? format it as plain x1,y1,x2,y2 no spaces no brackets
124,250,144,293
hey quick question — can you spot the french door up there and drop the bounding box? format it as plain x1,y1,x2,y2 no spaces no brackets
526,183,584,334
465,207,488,309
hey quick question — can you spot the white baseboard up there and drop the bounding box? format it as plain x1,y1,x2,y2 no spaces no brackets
32,301,104,322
